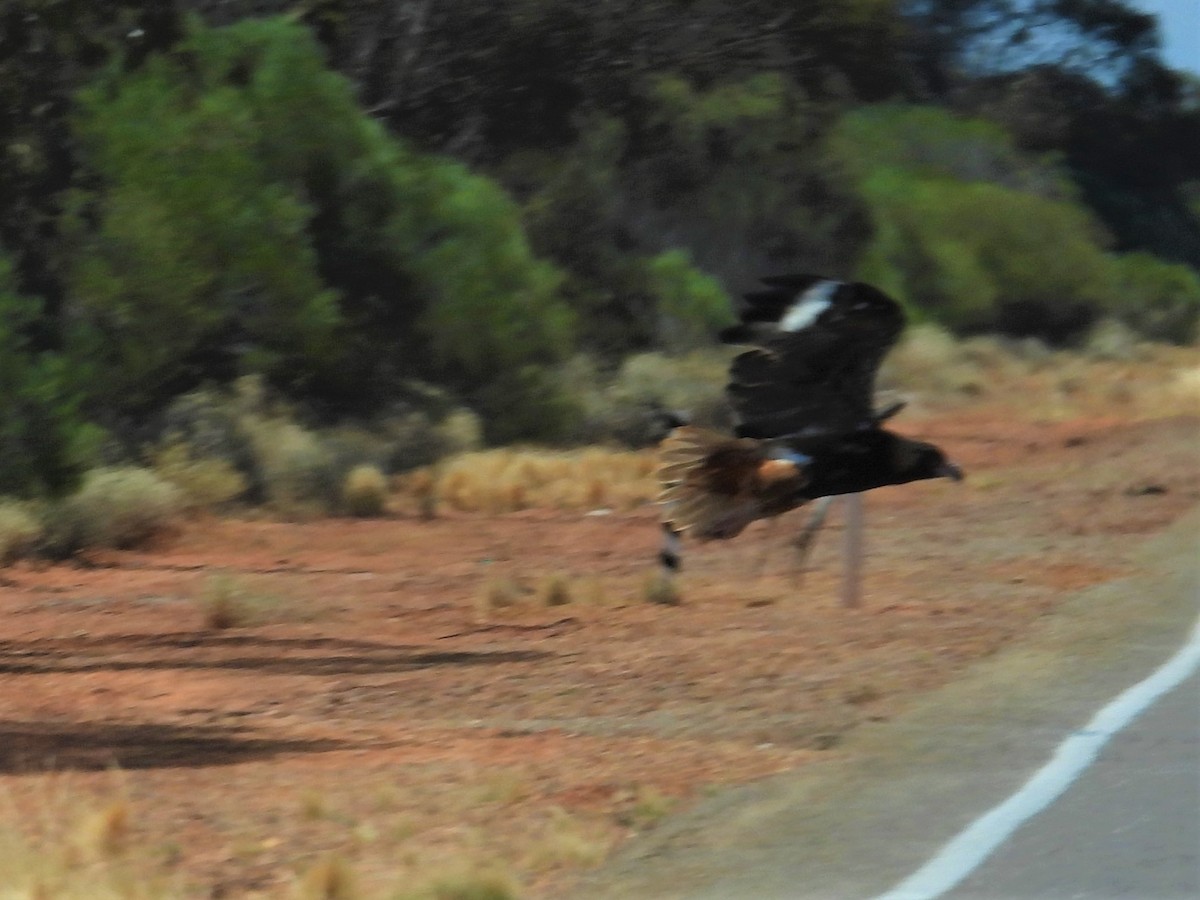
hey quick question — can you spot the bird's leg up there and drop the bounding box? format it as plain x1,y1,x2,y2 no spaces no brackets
650,522,684,604
790,496,836,578
659,522,682,576
841,493,863,609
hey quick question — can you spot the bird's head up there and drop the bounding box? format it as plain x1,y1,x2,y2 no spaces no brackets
892,438,963,484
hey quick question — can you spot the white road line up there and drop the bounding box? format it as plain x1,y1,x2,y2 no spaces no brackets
874,608,1200,900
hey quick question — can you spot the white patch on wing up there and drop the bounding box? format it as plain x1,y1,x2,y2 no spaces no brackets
779,280,839,332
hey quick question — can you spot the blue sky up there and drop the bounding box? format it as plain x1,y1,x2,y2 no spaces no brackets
1131,0,1200,75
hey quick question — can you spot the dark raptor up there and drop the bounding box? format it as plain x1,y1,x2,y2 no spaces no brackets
657,274,962,584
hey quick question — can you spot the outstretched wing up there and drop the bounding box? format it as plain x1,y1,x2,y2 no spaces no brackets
720,274,905,440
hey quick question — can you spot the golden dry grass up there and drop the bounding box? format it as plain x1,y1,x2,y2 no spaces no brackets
405,448,660,515
0,780,181,899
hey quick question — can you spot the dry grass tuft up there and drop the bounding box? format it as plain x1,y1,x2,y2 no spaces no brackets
296,853,360,900
539,572,573,607
342,464,389,517
642,571,681,606
523,807,613,871
198,573,290,629
617,785,675,831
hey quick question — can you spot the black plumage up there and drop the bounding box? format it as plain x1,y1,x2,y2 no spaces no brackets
657,274,960,570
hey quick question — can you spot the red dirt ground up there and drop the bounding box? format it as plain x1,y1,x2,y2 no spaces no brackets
1,413,1197,897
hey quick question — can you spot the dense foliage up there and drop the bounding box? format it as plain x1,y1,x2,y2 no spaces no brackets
0,0,1197,495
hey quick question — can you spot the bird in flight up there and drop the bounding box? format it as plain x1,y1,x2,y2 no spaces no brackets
657,274,962,597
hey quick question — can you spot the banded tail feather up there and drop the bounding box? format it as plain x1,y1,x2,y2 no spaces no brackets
657,426,809,542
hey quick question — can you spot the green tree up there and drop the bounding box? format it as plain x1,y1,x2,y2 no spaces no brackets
0,254,97,496
832,105,1198,341
67,16,574,438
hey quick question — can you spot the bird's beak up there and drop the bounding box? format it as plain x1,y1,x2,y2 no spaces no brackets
939,461,964,482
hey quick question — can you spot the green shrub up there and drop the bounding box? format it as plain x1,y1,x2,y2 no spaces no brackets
1103,252,1200,344
473,365,583,446
44,467,182,555
831,104,1200,345
68,16,575,441
642,249,734,350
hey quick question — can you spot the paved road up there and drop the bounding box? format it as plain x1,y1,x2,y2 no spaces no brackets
946,667,1199,900
572,508,1200,900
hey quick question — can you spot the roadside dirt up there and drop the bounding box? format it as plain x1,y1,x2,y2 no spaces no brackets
0,413,1197,897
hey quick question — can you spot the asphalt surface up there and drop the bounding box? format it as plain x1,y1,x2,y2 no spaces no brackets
947,666,1199,900
572,507,1200,900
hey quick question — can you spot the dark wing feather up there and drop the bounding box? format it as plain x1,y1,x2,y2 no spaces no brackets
720,275,904,440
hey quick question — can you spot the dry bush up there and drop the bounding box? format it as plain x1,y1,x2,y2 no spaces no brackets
415,447,658,514
43,467,183,556
342,464,389,517
0,500,41,564
149,441,247,510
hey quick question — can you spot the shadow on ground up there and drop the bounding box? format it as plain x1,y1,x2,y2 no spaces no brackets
0,719,345,773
